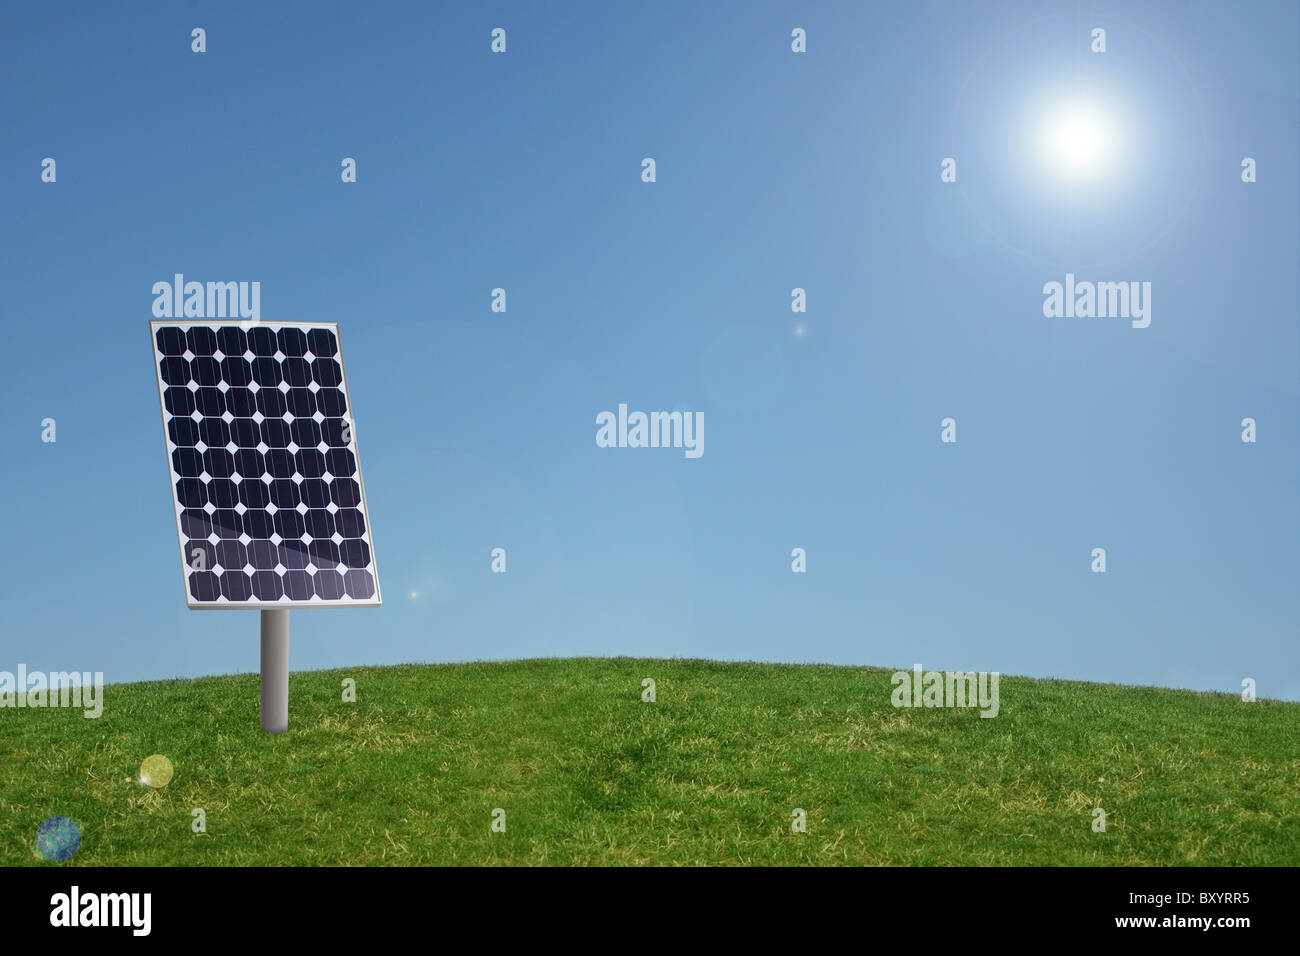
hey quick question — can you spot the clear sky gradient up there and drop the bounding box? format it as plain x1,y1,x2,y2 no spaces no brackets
2,1,1296,699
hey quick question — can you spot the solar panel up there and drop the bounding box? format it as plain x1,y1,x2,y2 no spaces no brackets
149,321,381,608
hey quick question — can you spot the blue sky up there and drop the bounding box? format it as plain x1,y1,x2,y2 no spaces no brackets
2,1,1296,700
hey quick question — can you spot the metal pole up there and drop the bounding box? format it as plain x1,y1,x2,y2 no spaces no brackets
260,609,290,734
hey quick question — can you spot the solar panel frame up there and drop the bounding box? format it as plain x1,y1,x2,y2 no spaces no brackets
149,319,383,609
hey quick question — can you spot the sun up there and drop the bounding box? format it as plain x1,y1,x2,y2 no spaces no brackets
1039,101,1117,182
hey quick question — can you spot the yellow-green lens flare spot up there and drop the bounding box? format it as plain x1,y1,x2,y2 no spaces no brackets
139,754,174,789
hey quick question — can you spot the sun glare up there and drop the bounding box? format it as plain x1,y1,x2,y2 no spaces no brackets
1040,102,1117,182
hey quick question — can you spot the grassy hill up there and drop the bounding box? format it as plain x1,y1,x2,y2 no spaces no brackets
2,658,1296,866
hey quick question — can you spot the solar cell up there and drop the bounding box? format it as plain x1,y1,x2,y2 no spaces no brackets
150,321,381,608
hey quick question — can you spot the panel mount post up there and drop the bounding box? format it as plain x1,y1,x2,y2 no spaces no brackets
260,609,290,734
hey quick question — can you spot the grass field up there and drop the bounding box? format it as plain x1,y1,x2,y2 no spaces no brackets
2,658,1297,866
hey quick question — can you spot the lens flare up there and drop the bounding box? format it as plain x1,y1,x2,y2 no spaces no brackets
139,754,174,788
36,817,81,861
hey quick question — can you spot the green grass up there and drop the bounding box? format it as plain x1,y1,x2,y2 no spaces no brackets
2,658,1297,866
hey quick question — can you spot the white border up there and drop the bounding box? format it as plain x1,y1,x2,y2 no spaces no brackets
150,319,382,609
